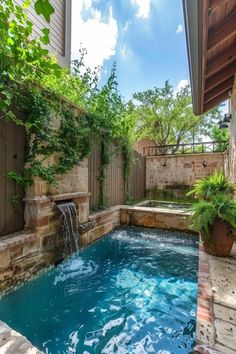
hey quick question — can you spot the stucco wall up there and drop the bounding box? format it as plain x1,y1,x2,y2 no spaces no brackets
228,77,236,184
146,153,224,199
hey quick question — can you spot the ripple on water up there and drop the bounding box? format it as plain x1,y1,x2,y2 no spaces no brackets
0,226,198,354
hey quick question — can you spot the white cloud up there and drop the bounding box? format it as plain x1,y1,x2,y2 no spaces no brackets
176,79,189,91
120,45,133,59
123,21,131,32
71,1,118,69
131,0,151,19
176,24,183,34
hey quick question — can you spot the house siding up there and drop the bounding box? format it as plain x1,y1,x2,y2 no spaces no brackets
15,0,71,67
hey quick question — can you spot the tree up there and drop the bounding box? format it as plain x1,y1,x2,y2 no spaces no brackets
209,125,229,151
133,81,220,149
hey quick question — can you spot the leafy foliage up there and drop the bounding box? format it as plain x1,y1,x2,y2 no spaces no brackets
187,171,234,200
0,0,61,115
188,172,236,239
0,1,138,204
189,195,236,237
210,126,229,152
7,88,95,187
133,81,220,148
34,0,55,23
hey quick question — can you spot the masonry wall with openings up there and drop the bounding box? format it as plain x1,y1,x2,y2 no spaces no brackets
146,153,225,199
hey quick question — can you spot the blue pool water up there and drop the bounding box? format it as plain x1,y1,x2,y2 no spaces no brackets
0,227,199,354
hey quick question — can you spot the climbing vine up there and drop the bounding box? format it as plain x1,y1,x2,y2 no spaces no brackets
7,87,95,188
0,0,139,207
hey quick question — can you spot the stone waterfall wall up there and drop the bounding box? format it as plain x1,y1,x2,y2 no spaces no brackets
0,159,90,294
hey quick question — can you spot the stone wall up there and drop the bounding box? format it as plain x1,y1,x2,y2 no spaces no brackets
228,76,236,184
0,157,90,293
146,153,224,199
120,206,191,232
79,206,121,248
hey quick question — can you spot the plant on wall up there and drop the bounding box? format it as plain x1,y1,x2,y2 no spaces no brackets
0,0,61,117
0,0,140,207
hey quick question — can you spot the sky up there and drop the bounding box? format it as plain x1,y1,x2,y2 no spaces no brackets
71,0,189,100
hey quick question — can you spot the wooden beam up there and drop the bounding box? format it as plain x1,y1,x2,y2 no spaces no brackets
203,91,229,112
207,7,236,51
209,0,227,13
205,60,236,92
204,76,234,103
206,43,236,78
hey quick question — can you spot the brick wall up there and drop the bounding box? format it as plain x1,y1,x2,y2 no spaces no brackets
146,153,224,199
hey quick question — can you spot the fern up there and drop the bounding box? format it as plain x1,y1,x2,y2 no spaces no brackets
189,194,236,239
187,171,234,201
189,201,217,236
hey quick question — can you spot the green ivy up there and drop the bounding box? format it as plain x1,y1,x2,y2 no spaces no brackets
7,87,95,188
0,0,139,206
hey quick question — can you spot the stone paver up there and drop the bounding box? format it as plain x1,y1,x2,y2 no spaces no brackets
0,321,43,354
195,243,236,354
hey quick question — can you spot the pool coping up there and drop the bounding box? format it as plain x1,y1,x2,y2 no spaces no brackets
0,320,43,354
195,243,236,354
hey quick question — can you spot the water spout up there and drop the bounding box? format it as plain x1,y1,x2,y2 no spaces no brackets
57,201,79,256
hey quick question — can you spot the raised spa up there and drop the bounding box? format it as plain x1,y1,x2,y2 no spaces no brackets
0,226,198,353
138,200,191,210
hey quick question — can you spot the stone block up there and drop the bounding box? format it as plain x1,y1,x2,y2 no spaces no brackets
215,343,236,354
78,202,89,223
36,222,59,237
215,319,236,350
214,303,236,325
23,238,41,256
0,250,11,269
79,232,92,247
120,210,128,224
42,234,58,252
9,245,24,261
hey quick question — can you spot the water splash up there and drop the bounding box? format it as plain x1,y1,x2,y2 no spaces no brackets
57,201,79,256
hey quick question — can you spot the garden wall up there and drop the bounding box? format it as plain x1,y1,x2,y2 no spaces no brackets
146,152,224,199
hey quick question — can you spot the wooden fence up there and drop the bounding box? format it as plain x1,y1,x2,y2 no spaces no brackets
0,119,25,236
128,150,145,202
88,143,145,211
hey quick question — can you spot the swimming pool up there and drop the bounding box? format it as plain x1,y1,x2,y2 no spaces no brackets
0,226,198,353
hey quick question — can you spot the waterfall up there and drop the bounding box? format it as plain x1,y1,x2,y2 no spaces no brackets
57,201,79,256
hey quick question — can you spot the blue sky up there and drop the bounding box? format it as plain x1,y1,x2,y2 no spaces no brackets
72,0,189,100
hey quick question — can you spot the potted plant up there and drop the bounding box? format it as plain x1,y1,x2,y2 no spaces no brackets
188,172,236,257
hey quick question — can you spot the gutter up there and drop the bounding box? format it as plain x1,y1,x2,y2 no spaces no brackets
182,0,203,115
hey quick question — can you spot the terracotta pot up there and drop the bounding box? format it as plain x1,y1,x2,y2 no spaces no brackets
202,218,235,257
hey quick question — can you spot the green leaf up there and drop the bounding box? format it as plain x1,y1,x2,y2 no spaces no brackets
7,37,14,45
34,0,54,23
23,0,31,8
40,34,50,45
42,28,50,36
